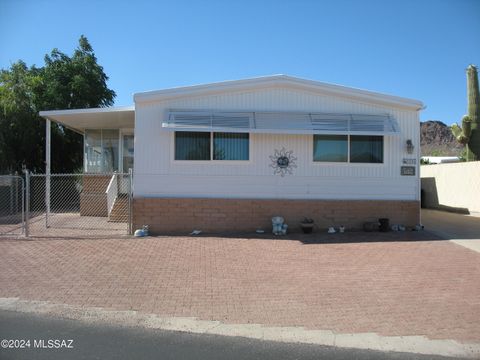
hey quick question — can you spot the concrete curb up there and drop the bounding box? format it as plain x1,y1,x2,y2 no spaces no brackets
1,297,479,358
450,239,480,254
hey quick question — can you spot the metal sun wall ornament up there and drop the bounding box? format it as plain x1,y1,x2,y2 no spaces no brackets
269,148,297,177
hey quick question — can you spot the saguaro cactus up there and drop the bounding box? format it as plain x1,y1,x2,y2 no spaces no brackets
451,64,480,161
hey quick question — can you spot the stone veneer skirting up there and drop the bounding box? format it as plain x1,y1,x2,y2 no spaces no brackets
133,198,420,234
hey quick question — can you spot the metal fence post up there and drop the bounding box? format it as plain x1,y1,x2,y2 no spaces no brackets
21,177,25,235
9,175,13,215
14,173,19,216
46,118,51,228
128,168,133,235
45,173,50,228
24,170,30,237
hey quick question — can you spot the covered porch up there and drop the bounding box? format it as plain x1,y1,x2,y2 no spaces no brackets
37,107,135,228
39,106,135,174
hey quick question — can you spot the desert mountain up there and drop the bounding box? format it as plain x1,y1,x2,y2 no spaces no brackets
420,121,464,156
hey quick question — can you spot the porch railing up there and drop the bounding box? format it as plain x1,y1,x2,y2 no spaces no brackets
106,173,118,217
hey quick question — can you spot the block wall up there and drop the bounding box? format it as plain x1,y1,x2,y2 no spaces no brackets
133,198,420,234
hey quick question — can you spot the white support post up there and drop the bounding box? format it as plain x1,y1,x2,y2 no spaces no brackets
46,118,51,228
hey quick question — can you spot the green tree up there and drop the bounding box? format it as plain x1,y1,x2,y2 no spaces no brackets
0,35,116,174
40,35,115,109
0,61,44,173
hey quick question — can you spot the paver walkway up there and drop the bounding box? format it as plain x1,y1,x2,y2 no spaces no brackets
0,231,479,344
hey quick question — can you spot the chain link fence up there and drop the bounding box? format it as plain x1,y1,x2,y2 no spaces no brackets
0,172,132,238
0,175,25,236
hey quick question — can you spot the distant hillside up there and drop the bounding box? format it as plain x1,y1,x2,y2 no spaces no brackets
420,120,464,156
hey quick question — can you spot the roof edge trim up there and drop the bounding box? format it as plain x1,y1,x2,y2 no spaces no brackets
134,75,424,110
39,105,134,118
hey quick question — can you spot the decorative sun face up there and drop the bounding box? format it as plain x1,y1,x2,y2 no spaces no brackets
269,148,297,177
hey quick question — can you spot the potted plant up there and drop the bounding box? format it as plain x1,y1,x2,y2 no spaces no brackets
300,217,314,234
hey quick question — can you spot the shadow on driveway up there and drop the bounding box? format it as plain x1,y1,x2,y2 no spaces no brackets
152,228,445,245
421,209,480,240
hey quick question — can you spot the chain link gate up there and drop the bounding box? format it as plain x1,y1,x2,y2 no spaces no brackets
27,172,132,237
0,172,132,238
0,175,25,236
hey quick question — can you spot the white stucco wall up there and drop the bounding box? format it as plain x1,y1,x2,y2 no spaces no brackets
421,162,480,212
133,86,420,200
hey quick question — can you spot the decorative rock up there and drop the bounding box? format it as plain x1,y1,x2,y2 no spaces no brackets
134,229,145,237
415,224,425,231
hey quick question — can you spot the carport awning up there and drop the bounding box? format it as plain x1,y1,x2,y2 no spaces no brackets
163,110,400,136
39,106,135,133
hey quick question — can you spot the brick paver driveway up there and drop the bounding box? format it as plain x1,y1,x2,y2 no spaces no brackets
1,231,479,343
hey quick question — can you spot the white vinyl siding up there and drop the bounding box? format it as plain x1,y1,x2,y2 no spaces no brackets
134,86,420,200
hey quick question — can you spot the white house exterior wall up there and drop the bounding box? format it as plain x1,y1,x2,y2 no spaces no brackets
134,87,420,201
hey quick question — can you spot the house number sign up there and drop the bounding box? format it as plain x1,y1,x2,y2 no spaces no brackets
401,166,416,176
402,158,417,165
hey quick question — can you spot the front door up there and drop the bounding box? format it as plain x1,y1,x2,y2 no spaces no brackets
122,134,134,173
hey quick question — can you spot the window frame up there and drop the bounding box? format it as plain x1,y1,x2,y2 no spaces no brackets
84,128,120,173
349,135,384,164
174,131,211,161
313,134,349,163
312,134,385,165
173,131,251,163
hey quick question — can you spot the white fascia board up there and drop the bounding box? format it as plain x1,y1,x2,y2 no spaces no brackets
39,106,135,134
134,75,424,111
39,105,134,118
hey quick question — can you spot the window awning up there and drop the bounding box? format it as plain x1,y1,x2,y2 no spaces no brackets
163,111,400,136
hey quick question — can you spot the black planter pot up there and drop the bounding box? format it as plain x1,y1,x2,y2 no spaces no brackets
379,218,390,232
300,224,314,234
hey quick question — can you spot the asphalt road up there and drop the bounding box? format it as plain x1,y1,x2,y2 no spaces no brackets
0,310,459,360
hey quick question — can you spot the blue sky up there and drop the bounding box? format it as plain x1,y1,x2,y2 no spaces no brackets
1,0,479,124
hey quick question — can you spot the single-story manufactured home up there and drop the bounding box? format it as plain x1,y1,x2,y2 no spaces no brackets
40,75,423,233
